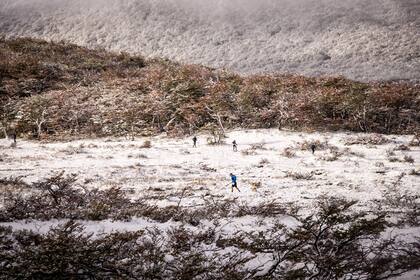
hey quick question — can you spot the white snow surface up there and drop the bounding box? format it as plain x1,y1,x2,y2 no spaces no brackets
1,129,419,210
0,0,419,81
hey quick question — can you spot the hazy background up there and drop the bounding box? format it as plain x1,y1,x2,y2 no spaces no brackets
0,0,419,81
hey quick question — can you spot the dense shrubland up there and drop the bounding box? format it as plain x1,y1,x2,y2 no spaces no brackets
0,172,292,223
0,174,419,279
1,37,419,139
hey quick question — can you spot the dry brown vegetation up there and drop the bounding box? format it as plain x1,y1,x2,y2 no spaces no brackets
1,185,419,279
1,37,419,139
1,174,419,279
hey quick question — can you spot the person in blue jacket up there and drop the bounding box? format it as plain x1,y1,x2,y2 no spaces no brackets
230,173,240,192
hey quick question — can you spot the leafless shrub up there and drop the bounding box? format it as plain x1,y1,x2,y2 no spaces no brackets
409,134,420,146
140,140,152,148
204,124,225,145
258,158,270,166
59,145,87,155
395,144,410,151
281,146,296,158
200,164,217,172
347,149,365,158
128,153,148,159
0,176,29,188
344,134,390,145
386,148,396,157
241,148,257,156
317,149,343,161
236,201,288,217
297,139,330,151
285,171,314,180
375,162,385,168
387,154,415,164
378,173,420,226
250,143,266,150
388,156,399,162
408,169,420,176
403,155,414,164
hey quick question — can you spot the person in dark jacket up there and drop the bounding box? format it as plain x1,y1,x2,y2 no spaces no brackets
9,132,17,148
232,140,238,152
192,136,197,147
230,173,240,192
310,143,316,154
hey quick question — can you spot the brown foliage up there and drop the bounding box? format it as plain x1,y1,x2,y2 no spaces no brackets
1,38,419,138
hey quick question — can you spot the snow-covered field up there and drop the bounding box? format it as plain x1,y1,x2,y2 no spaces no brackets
1,129,419,278
1,129,419,220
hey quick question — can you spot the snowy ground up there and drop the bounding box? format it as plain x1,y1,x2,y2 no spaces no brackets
1,129,419,278
1,129,419,209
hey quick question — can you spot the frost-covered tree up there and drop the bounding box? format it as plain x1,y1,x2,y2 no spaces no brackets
19,95,51,138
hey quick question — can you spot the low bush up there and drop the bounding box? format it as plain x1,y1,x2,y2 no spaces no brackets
404,155,415,164
297,139,331,151
281,146,296,158
317,149,343,161
140,140,152,148
285,171,314,180
344,134,390,145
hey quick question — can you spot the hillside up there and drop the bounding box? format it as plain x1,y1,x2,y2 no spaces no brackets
0,0,419,81
0,37,419,139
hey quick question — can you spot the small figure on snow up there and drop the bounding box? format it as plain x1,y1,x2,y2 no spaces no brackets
192,136,197,147
9,133,17,148
230,173,240,192
232,140,238,152
310,143,316,154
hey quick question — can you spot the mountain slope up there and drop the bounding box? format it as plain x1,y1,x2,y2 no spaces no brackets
1,38,418,139
0,0,419,81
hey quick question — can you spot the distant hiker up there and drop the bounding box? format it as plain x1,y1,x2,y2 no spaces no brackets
192,136,197,147
310,143,316,154
232,140,238,152
9,133,17,148
230,173,240,192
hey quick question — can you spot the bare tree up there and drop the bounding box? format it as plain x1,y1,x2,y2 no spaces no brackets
0,98,16,139
19,95,51,139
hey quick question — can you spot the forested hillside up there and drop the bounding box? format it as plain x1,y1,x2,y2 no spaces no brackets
1,38,419,139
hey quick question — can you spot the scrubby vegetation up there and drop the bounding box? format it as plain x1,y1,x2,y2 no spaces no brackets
0,173,419,279
1,37,419,139
0,173,293,223
0,178,420,279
